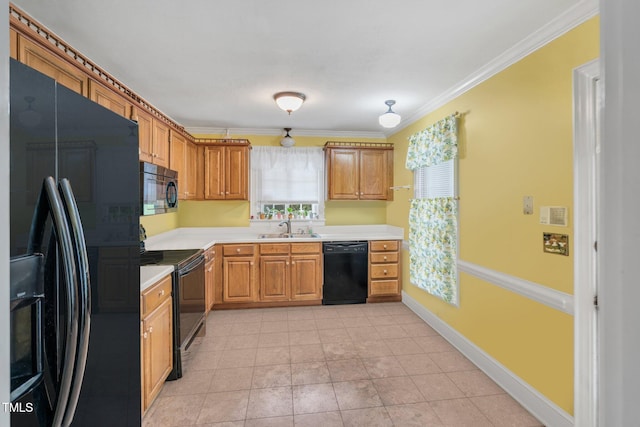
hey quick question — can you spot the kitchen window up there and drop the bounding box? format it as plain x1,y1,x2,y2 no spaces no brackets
250,146,324,219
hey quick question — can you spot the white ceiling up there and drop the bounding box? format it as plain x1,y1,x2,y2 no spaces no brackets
14,0,597,138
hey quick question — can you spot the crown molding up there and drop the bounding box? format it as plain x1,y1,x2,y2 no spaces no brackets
186,126,387,140
393,0,599,135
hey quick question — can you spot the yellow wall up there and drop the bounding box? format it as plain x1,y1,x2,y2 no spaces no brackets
387,17,599,414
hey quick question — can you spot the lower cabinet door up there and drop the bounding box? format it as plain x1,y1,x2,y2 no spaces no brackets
142,297,173,412
223,257,257,302
290,254,322,300
260,256,290,301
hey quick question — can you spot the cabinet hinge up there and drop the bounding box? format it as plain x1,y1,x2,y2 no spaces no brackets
593,294,599,309
594,241,598,252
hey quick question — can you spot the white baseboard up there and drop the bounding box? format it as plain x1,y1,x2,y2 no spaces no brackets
402,291,574,427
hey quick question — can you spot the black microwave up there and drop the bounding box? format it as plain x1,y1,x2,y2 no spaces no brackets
140,162,178,215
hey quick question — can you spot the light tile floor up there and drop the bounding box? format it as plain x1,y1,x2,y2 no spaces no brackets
143,303,544,426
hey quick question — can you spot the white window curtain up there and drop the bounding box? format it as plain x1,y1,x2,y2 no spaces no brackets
251,146,325,215
406,115,459,306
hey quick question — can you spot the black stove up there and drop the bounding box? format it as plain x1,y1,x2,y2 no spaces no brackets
140,248,205,380
140,249,202,268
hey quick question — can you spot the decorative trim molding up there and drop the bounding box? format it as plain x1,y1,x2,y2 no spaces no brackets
402,291,574,427
458,259,574,315
185,126,387,140
9,4,185,133
392,0,599,135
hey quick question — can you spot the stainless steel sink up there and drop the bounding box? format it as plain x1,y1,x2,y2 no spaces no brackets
258,233,321,239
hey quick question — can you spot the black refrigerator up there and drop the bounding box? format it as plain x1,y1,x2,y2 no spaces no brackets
9,59,141,426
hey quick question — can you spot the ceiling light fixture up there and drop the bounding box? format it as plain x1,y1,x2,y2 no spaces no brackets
273,91,306,115
281,128,295,147
378,100,401,128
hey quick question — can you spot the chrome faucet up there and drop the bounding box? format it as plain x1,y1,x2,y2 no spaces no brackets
279,218,292,234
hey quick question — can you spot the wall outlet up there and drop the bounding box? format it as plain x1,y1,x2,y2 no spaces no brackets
523,196,533,215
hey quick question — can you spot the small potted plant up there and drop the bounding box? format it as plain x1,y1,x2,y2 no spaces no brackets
286,207,295,219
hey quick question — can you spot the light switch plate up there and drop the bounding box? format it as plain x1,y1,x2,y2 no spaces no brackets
523,196,533,215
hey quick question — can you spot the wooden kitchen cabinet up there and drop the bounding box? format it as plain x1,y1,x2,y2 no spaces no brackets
170,130,199,199
290,243,323,301
204,246,216,312
17,34,89,96
141,274,173,414
258,243,322,302
222,244,258,303
135,106,169,167
368,240,402,302
10,28,17,59
200,140,250,200
325,142,394,201
89,78,133,119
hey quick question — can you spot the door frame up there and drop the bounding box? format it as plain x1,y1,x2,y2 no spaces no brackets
573,58,600,427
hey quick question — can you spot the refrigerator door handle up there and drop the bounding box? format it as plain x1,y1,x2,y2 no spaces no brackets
58,178,91,426
28,177,80,427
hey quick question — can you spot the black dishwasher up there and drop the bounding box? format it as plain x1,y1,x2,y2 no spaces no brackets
323,241,368,305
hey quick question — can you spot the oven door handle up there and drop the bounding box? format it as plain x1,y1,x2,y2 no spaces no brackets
179,254,205,275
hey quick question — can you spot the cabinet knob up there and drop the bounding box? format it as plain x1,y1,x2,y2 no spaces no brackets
383,270,388,275
220,192,224,195
291,261,295,265
159,289,165,297
208,267,213,272
236,248,241,253
383,245,387,249
148,326,153,333
250,262,254,266
383,256,387,261
286,262,289,266
225,191,229,194
143,332,148,339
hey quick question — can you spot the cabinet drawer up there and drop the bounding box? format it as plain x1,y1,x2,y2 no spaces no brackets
370,280,400,296
370,252,398,264
260,243,290,255
291,242,321,254
370,264,398,279
370,240,399,252
204,247,216,261
141,275,172,316
223,244,255,256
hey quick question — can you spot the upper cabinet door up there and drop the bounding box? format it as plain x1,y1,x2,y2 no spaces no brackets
204,146,225,200
225,146,248,200
133,107,153,163
17,35,89,96
327,148,359,200
359,149,390,200
89,79,133,119
152,120,170,168
185,142,198,199
169,131,187,199
10,28,18,59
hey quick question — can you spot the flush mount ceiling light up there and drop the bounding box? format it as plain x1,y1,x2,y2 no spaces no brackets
281,128,295,147
273,91,306,115
378,100,401,128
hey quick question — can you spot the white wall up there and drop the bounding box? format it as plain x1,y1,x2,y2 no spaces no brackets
600,0,640,425
1,1,10,426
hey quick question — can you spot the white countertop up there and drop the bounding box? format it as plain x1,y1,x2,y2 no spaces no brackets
144,224,405,251
140,265,174,292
